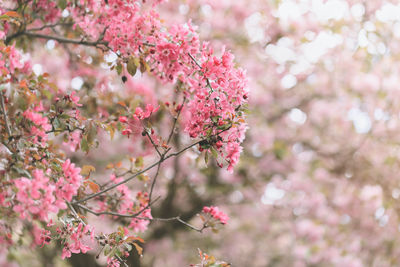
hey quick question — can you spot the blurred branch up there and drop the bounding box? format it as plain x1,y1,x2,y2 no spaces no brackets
6,31,108,49
74,196,160,218
0,91,12,138
73,127,231,204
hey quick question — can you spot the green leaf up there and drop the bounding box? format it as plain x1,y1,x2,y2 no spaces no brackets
116,62,123,75
124,243,132,251
127,57,137,76
58,0,67,9
81,137,89,153
210,146,219,158
103,245,111,256
87,124,97,144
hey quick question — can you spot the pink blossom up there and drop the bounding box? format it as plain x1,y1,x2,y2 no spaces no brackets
202,206,229,224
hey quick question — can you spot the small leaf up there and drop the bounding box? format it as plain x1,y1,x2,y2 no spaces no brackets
106,163,114,169
210,147,219,158
106,124,115,140
117,101,127,108
3,11,21,18
85,180,100,193
127,57,137,76
87,124,97,144
103,245,111,256
204,152,209,166
124,243,132,251
116,62,123,75
81,137,89,153
126,236,145,243
135,157,143,168
81,165,96,175
138,174,149,182
132,243,143,256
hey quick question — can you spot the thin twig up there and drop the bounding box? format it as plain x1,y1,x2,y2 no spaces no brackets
7,31,108,48
138,216,207,232
144,129,162,157
166,96,186,145
27,22,74,32
72,140,199,204
148,158,163,201
0,91,12,137
188,53,214,92
75,196,160,218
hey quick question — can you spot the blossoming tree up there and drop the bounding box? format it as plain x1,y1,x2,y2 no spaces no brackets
5,0,400,267
0,0,247,266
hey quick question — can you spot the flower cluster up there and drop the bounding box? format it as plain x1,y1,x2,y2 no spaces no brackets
23,107,52,145
58,223,94,259
11,159,83,222
13,169,64,221
202,206,229,225
70,0,248,171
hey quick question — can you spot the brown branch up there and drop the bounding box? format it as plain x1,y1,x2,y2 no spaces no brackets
148,158,163,202
72,131,225,204
0,91,12,138
144,129,162,157
138,216,207,233
27,22,74,32
6,31,108,48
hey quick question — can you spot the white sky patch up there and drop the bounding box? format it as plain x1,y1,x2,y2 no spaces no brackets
312,0,349,22
301,31,343,63
200,4,212,17
245,12,265,43
364,21,376,32
179,4,189,15
351,3,365,20
62,9,69,18
393,22,400,38
265,42,296,65
304,30,316,41
251,143,263,158
230,190,244,203
376,3,400,23
71,76,84,90
281,74,297,89
277,1,306,23
375,207,385,219
392,188,400,199
289,108,307,124
340,214,351,225
33,64,43,76
377,42,386,55
104,51,118,63
347,107,371,134
358,29,369,48
46,40,55,50
290,59,311,75
261,183,285,205
374,108,389,121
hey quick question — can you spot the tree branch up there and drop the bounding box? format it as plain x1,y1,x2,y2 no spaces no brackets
6,31,108,48
0,91,12,138
75,196,160,218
